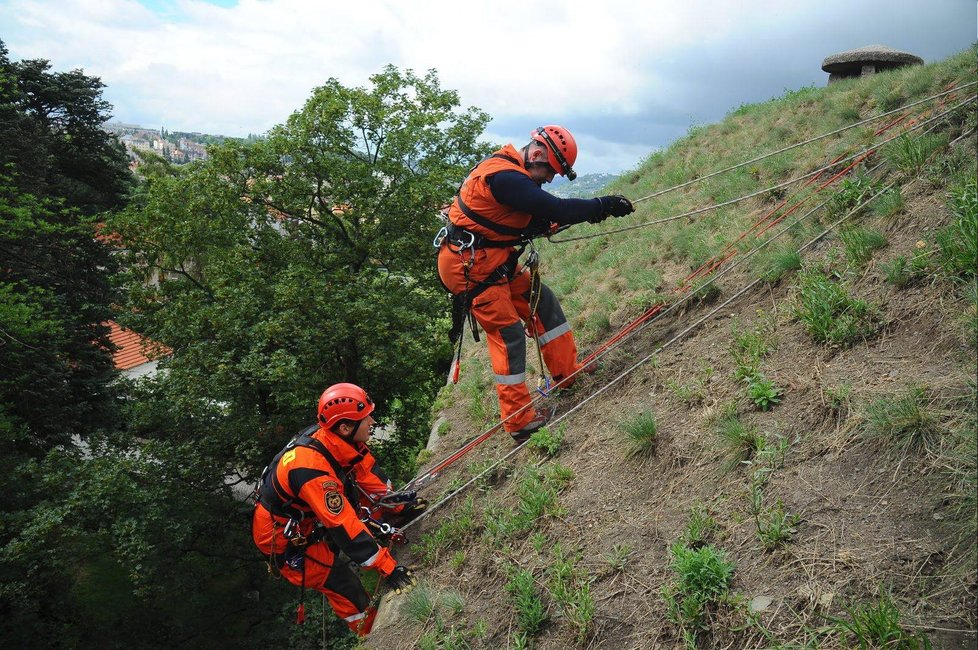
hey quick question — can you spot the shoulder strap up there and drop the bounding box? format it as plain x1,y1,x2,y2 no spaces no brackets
452,152,529,239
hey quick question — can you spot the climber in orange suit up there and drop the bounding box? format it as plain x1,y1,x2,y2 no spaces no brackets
252,383,425,635
437,125,634,441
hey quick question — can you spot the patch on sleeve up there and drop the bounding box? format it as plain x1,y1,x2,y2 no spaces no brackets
324,487,344,515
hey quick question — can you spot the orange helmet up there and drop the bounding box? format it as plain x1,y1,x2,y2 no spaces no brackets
530,125,578,180
317,383,374,429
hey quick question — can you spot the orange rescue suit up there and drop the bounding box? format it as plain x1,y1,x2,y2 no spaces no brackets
438,144,583,433
252,425,400,635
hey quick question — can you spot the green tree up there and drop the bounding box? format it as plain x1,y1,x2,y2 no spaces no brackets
110,65,491,475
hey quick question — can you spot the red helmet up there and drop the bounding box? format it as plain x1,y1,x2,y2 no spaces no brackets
317,383,374,429
530,125,578,180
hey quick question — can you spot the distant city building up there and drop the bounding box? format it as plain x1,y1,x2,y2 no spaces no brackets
822,45,924,84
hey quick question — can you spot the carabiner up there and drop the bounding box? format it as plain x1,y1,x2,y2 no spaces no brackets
432,226,448,249
457,229,476,251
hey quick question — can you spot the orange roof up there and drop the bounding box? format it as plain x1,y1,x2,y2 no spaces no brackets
106,321,170,370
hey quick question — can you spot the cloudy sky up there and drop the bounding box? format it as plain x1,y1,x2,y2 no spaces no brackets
1,0,975,175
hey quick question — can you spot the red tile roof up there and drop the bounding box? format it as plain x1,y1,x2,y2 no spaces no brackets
106,321,169,370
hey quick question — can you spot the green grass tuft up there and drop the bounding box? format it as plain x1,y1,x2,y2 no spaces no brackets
838,225,887,267
794,268,877,345
620,410,658,458
863,386,940,454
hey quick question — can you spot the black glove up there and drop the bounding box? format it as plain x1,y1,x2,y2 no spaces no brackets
586,207,610,224
386,566,417,595
398,497,428,524
598,195,635,218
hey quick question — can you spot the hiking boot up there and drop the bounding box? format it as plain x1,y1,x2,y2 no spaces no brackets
510,406,557,444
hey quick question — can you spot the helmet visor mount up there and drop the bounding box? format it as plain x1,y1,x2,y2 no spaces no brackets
536,127,577,181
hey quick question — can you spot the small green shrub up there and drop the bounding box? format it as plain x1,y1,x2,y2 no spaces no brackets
528,424,564,458
829,592,931,649
838,225,887,267
744,373,783,411
794,269,877,346
506,567,548,636
863,386,940,453
620,410,658,458
662,543,735,647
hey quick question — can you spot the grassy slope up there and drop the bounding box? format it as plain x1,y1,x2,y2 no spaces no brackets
369,47,977,650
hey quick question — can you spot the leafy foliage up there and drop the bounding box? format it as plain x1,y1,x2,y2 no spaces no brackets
107,66,492,480
794,268,877,345
662,542,735,647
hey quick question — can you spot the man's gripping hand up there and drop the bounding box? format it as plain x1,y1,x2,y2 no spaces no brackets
386,566,417,595
598,195,635,217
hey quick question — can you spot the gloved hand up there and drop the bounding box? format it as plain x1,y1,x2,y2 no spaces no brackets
386,566,417,595
398,497,428,524
598,195,635,218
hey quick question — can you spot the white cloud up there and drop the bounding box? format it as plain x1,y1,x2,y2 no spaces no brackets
1,0,974,173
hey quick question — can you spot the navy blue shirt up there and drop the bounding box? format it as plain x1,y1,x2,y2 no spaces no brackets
487,170,602,229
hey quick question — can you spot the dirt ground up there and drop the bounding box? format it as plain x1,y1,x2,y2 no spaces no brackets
366,180,977,649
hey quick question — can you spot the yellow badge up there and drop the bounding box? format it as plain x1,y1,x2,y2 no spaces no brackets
325,490,344,515
282,449,296,467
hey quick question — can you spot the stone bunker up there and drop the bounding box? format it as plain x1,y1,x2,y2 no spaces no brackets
822,45,924,84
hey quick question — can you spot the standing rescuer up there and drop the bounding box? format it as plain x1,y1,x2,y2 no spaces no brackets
437,125,634,442
252,383,424,636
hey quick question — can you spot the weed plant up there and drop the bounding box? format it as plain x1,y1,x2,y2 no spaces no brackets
863,386,940,453
405,582,466,624
681,503,719,548
744,373,783,411
829,592,931,649
882,253,929,288
794,268,877,345
601,544,633,572
528,424,564,458
754,498,801,550
944,383,977,542
826,176,877,222
662,542,735,648
542,462,574,490
620,410,658,458
872,187,904,219
753,245,803,283
506,566,548,636
824,383,853,417
548,545,595,643
838,225,887,267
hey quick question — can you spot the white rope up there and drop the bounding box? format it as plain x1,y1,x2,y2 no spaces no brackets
402,105,973,529
550,94,976,243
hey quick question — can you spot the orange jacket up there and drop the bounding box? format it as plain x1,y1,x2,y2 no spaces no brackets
448,144,535,243
252,425,397,576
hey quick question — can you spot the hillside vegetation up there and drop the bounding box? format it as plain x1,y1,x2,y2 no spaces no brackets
367,47,978,649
